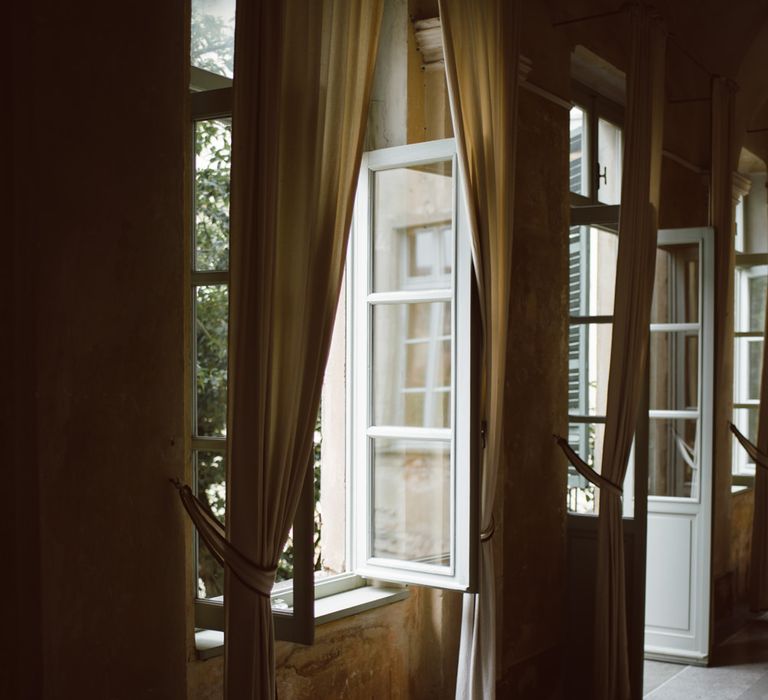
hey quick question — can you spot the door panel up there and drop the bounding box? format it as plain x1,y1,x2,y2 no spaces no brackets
645,227,713,664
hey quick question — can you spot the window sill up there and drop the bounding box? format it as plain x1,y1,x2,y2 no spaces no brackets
194,584,409,660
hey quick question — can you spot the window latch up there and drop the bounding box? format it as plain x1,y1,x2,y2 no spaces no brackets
596,162,608,188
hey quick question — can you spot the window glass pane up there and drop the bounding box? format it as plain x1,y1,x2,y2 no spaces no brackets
749,340,763,401
651,244,699,324
195,118,231,271
191,0,235,79
371,438,450,566
318,293,347,579
597,118,622,205
373,302,452,428
565,422,606,514
734,406,760,448
649,331,699,411
195,285,228,437
569,226,618,317
569,106,588,197
649,418,698,499
569,322,613,416
373,163,453,292
748,272,768,332
195,450,226,599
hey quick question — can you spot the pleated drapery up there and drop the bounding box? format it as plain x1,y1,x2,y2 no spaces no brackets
556,8,666,700
439,1,520,697
175,3,382,699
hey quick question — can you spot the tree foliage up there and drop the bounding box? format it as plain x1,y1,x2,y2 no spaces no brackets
191,52,324,599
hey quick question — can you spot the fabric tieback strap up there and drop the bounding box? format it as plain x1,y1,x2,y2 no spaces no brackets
553,434,623,497
170,479,277,597
480,515,495,542
730,423,768,470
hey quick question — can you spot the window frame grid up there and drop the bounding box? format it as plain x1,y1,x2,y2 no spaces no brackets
351,138,475,592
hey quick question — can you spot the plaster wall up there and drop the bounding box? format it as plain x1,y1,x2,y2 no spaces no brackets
499,89,569,700
9,0,189,697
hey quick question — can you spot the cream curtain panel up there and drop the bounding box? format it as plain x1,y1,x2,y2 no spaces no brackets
175,2,382,699
731,281,768,611
439,1,520,697
556,8,665,700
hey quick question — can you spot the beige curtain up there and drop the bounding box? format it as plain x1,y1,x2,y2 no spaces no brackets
175,2,382,699
557,8,665,700
439,1,520,697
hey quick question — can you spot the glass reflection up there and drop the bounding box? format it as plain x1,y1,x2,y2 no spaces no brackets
373,302,452,428
649,331,699,411
649,418,698,499
372,438,450,565
373,163,453,293
651,244,699,324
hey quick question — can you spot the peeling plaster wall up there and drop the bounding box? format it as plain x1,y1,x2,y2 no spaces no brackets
189,588,461,699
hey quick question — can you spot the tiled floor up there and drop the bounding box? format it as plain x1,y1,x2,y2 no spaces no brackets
643,615,768,699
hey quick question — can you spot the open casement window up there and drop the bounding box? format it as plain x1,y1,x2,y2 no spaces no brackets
567,82,632,515
351,139,476,591
733,253,768,478
569,82,624,207
567,206,639,515
190,72,474,643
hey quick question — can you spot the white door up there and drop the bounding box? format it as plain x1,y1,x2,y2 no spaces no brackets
644,226,714,663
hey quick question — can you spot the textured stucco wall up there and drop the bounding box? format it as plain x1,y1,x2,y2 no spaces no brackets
188,587,461,699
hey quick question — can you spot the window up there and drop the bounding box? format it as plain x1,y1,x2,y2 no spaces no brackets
733,256,767,477
732,173,768,480
351,139,475,590
567,84,624,514
188,70,476,638
567,220,619,514
569,83,624,207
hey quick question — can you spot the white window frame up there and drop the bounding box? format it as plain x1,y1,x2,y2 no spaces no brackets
351,139,476,591
570,82,624,208
733,253,768,478
189,72,475,649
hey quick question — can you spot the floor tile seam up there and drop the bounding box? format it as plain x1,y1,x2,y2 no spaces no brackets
642,664,690,698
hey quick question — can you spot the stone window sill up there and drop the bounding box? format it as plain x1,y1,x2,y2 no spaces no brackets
194,584,409,660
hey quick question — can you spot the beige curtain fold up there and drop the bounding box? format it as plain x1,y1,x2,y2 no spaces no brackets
593,11,665,699
438,1,520,697
174,3,382,699
556,8,665,700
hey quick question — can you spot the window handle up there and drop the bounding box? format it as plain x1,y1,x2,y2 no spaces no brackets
596,162,608,188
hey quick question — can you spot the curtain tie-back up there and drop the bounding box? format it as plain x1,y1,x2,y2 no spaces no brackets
730,423,768,471
553,434,623,497
170,479,277,597
480,514,495,542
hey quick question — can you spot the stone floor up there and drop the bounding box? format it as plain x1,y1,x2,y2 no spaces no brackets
643,615,768,698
